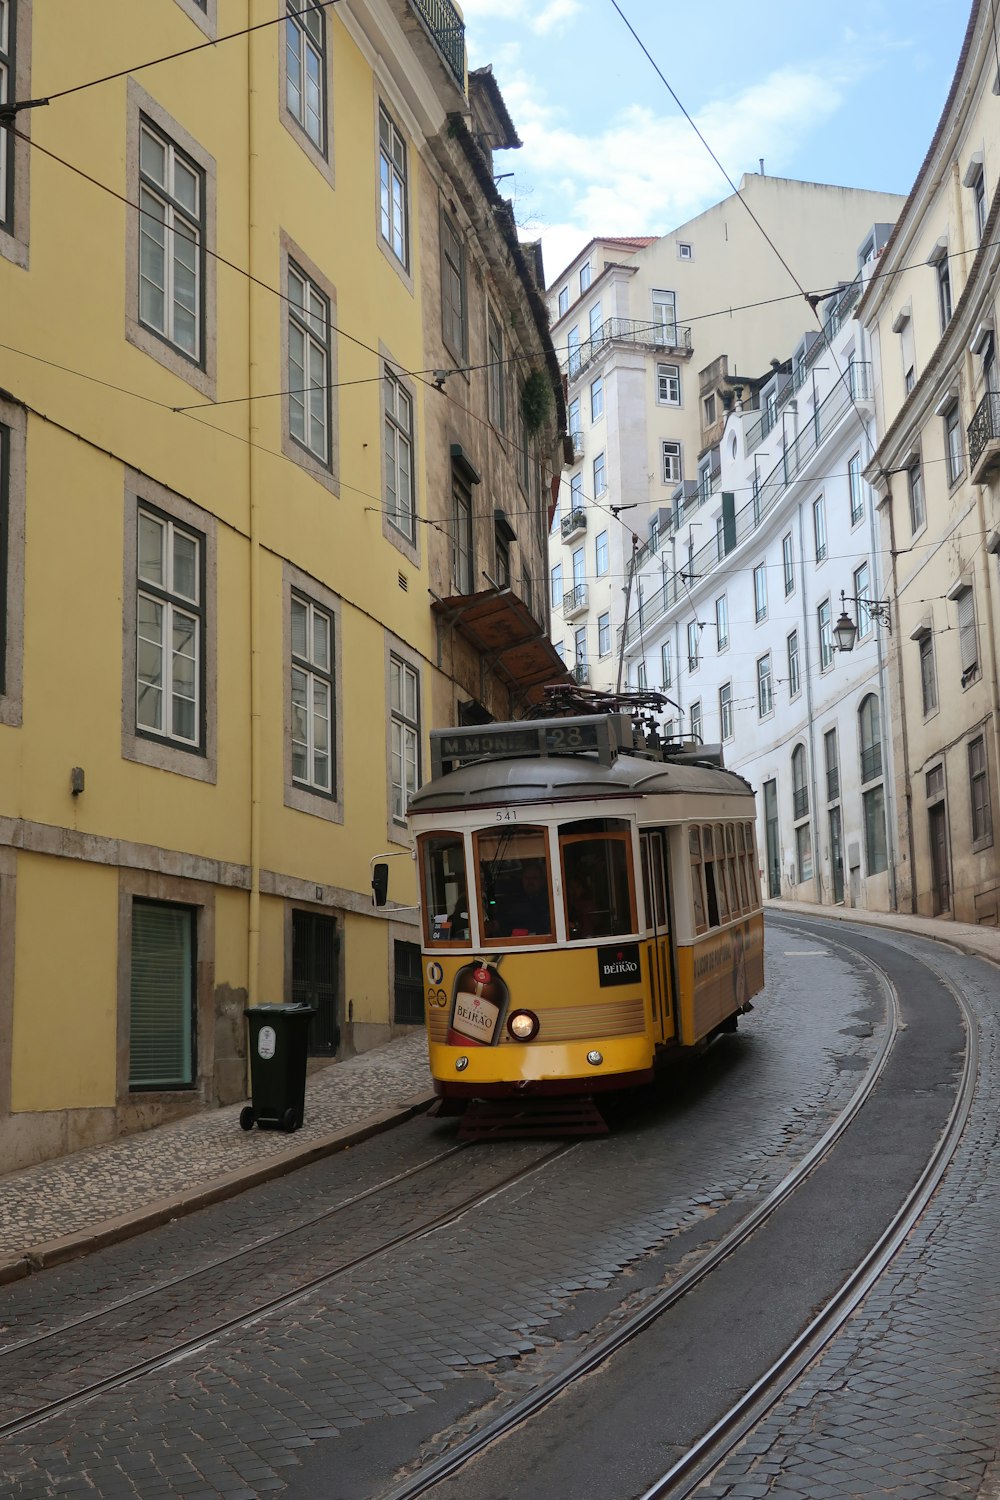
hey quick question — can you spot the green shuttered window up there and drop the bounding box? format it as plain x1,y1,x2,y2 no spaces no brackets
129,900,195,1089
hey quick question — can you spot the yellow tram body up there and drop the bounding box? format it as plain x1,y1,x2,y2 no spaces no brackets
407,714,764,1106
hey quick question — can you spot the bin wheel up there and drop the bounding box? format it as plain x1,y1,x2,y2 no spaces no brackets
239,1106,255,1131
281,1107,299,1133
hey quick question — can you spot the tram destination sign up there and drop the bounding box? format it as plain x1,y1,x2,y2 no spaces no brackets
431,714,626,778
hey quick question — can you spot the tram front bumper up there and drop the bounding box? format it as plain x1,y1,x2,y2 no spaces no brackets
429,1036,654,1097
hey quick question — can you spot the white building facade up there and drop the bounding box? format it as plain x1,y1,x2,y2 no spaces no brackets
620,257,897,913
545,178,905,693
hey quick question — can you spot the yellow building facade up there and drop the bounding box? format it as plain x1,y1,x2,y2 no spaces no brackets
0,0,563,1169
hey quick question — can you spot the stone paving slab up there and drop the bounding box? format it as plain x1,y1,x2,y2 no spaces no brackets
0,1031,434,1279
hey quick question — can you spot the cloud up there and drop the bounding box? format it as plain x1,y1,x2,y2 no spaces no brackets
460,0,581,35
493,67,853,280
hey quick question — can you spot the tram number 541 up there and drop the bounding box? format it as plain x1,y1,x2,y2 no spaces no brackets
495,809,518,821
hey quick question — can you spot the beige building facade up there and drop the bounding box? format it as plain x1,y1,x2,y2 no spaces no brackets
861,0,1000,923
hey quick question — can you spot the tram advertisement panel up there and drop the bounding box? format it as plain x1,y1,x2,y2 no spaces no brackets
447,962,510,1046
679,916,764,1042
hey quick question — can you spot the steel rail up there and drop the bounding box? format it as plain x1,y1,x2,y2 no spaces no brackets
639,919,978,1500
0,1142,469,1360
0,1143,576,1443
377,923,901,1500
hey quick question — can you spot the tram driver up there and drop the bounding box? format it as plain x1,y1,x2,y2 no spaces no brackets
486,861,552,938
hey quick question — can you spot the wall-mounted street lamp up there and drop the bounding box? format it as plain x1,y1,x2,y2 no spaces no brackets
833,589,892,653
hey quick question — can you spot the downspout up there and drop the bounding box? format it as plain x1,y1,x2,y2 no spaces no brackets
247,6,262,1007
797,500,821,903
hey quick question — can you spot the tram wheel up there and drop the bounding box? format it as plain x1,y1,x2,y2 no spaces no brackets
239,1106,255,1131
280,1107,299,1133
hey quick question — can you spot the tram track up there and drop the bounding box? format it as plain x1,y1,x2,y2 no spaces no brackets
0,1140,576,1444
379,917,974,1500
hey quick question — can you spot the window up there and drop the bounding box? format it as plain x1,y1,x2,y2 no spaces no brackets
863,784,888,875
554,641,565,662
287,261,332,463
690,700,702,741
420,833,470,946
698,456,712,503
379,366,416,541
285,0,326,149
825,729,839,802
591,376,604,422
572,546,585,588
557,285,569,317
848,452,864,526
636,660,647,690
813,495,827,561
703,393,716,426
378,103,408,268
652,288,677,344
787,629,800,697
567,325,580,376
818,599,833,670
908,457,925,533
476,825,554,944
139,117,205,362
715,594,728,650
595,530,609,576
580,261,591,292
390,654,420,821
972,166,988,243
757,654,773,717
136,506,203,748
291,593,334,794
969,736,992,845
957,585,978,677
130,901,196,1090
678,241,693,260
937,254,952,331
570,471,583,508
848,563,870,638
574,626,587,667
487,306,506,431
905,365,915,393
551,562,563,607
719,682,733,741
588,301,602,341
0,0,16,235
593,451,606,496
662,441,682,483
661,640,672,689
783,532,794,595
753,563,767,623
560,818,636,941
452,464,474,594
657,362,680,404
859,694,883,785
568,396,581,435
945,403,964,485
598,611,611,656
792,743,809,821
687,620,700,672
919,633,938,716
795,822,813,883
494,518,511,587
0,403,24,721
440,211,466,359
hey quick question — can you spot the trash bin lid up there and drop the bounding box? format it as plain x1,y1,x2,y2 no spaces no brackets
244,1003,317,1016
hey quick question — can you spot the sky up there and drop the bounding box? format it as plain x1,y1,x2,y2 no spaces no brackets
458,0,972,287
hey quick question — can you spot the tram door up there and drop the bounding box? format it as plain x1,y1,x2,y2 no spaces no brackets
640,830,676,1043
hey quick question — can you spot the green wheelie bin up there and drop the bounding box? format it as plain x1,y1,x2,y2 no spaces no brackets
240,1003,316,1132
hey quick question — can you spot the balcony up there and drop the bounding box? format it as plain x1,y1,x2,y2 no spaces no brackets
562,584,589,621
565,317,693,381
569,431,585,461
572,662,591,686
407,0,465,85
969,391,1000,483
561,508,587,543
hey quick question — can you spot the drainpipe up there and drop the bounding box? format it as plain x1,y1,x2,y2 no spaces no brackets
247,6,262,1006
797,500,821,903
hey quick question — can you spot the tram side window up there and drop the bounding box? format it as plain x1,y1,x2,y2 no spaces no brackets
690,826,707,933
703,825,726,926
420,833,471,945
744,821,761,908
735,824,750,911
559,818,636,939
476,826,554,941
724,824,739,916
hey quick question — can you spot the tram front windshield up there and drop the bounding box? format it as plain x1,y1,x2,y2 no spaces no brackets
421,833,470,944
560,818,634,939
476,827,554,941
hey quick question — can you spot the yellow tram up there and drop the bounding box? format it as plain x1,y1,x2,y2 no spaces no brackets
405,711,764,1127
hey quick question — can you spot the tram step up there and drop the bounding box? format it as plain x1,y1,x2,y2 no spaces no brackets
457,1096,609,1141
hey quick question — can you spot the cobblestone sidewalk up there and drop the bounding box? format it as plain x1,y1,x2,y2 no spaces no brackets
0,1031,432,1273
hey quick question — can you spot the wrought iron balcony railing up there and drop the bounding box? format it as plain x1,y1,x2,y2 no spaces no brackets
968,390,1000,483
827,767,840,802
793,787,809,820
561,508,587,541
572,662,591,685
564,318,692,380
569,431,585,461
861,744,883,785
408,0,466,85
562,583,589,619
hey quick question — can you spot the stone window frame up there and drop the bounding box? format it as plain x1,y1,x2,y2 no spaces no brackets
0,394,26,727
283,560,344,825
0,846,14,1123
171,0,217,35
0,0,31,270
440,206,467,363
378,341,420,567
125,79,218,399
373,89,414,295
279,231,340,496
116,870,216,1109
278,0,335,186
122,469,218,783
384,632,422,844
968,732,994,851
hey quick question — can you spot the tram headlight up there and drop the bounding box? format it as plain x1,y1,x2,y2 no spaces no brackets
506,1010,540,1042
587,1050,603,1066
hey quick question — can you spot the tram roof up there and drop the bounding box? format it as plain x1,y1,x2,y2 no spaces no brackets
408,752,754,815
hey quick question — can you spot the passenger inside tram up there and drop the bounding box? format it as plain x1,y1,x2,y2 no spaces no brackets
485,861,553,938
